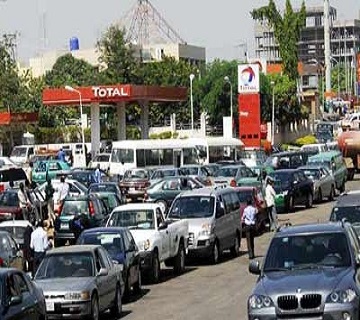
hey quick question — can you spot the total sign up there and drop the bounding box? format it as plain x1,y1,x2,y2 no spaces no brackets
238,64,260,94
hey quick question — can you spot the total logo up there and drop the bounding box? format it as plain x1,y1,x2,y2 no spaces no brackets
240,67,256,86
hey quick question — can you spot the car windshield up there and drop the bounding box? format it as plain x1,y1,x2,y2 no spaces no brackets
35,253,95,278
0,226,26,241
300,169,321,180
124,169,148,180
168,196,215,219
214,167,238,177
263,232,351,271
61,200,89,216
182,167,198,175
71,172,94,184
89,184,117,194
269,172,292,185
0,192,18,207
307,160,331,170
237,190,253,203
11,147,27,157
78,233,124,258
330,206,360,224
107,210,155,229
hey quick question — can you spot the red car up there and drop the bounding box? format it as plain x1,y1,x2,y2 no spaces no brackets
234,186,269,235
119,168,152,202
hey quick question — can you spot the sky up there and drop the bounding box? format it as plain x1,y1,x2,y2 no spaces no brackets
0,0,358,64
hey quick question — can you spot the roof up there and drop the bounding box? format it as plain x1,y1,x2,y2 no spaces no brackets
334,191,360,207
113,203,160,211
0,220,32,228
179,186,233,197
46,245,101,255
275,222,345,237
308,151,341,160
81,227,128,234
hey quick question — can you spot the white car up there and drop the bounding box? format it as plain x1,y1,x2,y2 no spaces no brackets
106,203,189,283
0,220,33,248
38,179,88,213
341,113,360,130
89,153,110,172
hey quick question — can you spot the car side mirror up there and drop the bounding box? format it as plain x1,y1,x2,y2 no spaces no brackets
9,295,22,306
97,268,108,277
249,260,261,275
158,222,168,230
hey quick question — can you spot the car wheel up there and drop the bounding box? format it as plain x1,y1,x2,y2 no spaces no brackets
150,251,160,284
174,242,185,275
317,188,323,203
329,185,335,201
230,234,240,257
133,269,142,294
156,200,167,214
306,193,313,208
90,294,99,320
110,285,122,317
211,241,220,264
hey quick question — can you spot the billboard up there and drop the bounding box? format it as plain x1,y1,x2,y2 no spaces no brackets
238,64,260,94
247,58,267,74
238,93,261,148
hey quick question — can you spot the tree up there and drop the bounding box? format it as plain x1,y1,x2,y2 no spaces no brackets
251,0,306,81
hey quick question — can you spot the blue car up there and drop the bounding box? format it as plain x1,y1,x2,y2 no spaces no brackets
76,227,141,298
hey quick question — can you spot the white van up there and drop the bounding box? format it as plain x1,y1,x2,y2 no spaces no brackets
10,145,35,165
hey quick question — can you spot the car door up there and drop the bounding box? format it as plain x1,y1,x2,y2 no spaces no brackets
291,172,302,205
123,230,138,286
297,171,309,203
94,249,111,311
218,193,234,250
8,236,22,271
157,208,171,260
320,168,332,195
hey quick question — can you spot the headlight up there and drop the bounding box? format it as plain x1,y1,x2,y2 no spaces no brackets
144,239,150,251
65,291,90,300
248,294,274,309
199,223,213,236
326,289,357,303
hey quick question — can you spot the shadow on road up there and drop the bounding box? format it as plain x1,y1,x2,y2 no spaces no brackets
142,267,198,285
124,288,150,304
103,309,132,319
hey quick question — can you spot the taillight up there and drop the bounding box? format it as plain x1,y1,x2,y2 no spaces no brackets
0,184,4,192
230,179,237,187
0,257,4,267
89,201,95,216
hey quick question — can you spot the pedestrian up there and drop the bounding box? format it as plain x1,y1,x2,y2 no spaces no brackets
25,162,33,186
57,148,66,162
242,198,258,259
45,179,55,227
265,176,278,231
57,175,69,207
70,212,91,243
30,220,51,276
23,224,34,273
94,164,102,183
18,182,31,220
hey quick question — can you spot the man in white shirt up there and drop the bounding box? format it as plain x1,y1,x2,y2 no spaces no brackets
242,198,258,259
30,220,51,275
57,176,69,207
265,177,278,231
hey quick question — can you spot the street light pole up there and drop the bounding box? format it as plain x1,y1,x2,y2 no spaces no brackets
65,85,86,165
189,74,195,132
271,81,275,146
224,76,233,137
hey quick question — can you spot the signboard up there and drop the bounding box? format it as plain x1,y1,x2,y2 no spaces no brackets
238,93,261,147
238,64,260,94
247,58,267,74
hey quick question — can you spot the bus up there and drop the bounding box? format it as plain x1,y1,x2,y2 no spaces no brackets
109,137,243,175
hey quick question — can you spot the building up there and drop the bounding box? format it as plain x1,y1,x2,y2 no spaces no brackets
20,42,205,78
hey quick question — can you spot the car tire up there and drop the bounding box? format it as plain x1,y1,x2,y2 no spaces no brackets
329,185,335,201
306,193,313,208
174,242,186,275
317,188,323,203
110,285,122,318
156,200,168,214
89,294,99,320
133,269,142,294
210,241,220,265
150,251,160,284
230,233,240,257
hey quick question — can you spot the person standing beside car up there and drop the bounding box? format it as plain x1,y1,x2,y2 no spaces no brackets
243,198,258,259
45,179,55,227
57,176,69,207
265,177,278,231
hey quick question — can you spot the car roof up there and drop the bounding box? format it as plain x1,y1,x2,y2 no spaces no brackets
334,191,360,207
309,151,341,160
275,222,346,237
217,165,244,169
271,169,298,174
298,165,322,170
0,220,32,227
178,186,233,197
46,244,101,255
113,203,159,211
81,227,128,235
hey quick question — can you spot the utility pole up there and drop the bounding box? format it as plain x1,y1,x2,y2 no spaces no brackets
324,0,332,97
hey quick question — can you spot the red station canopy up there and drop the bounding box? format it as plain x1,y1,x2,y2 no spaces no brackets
0,112,38,125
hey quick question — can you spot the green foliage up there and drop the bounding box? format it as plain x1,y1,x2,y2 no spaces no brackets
126,126,141,140
149,131,179,139
294,135,317,146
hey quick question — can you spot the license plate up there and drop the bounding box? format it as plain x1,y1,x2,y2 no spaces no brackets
46,301,54,312
61,223,68,230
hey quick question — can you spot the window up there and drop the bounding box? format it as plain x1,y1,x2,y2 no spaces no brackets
230,192,240,211
156,208,164,227
13,274,29,294
98,248,111,269
122,231,131,251
94,250,106,272
136,150,145,167
111,148,134,164
163,179,181,190
160,149,173,166
145,150,160,166
222,193,234,214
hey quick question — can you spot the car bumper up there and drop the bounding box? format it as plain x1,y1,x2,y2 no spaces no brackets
248,304,358,320
187,238,214,258
45,299,91,319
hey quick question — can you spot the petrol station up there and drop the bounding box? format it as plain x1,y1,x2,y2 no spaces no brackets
42,84,187,156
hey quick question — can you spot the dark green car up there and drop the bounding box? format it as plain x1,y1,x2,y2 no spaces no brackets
90,192,123,213
32,160,71,185
144,176,204,213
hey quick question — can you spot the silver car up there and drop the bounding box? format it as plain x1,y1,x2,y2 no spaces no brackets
298,166,336,202
34,245,123,320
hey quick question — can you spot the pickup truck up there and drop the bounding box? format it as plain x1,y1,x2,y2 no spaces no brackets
106,203,188,283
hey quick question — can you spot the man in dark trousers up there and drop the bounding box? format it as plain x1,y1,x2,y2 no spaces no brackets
242,198,258,260
30,220,51,276
23,224,34,273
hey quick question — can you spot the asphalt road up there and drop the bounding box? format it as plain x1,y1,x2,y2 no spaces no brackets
111,177,360,320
